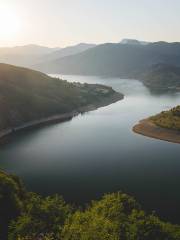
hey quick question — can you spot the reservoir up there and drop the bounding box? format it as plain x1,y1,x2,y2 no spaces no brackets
0,75,180,223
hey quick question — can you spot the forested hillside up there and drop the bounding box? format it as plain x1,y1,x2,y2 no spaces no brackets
0,64,122,133
1,171,180,240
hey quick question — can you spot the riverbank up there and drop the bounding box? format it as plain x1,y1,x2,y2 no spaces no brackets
133,118,180,144
0,92,123,141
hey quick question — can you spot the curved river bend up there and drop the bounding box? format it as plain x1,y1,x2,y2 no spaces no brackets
1,75,180,223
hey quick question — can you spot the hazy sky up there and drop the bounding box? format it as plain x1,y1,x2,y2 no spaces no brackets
0,0,180,47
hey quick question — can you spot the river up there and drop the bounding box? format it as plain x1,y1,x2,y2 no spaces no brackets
0,75,180,223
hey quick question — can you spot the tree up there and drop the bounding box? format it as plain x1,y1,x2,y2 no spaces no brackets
9,193,72,240
61,192,180,240
0,171,26,239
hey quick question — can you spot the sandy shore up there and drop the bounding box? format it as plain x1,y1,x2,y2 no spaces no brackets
133,118,180,144
0,92,123,140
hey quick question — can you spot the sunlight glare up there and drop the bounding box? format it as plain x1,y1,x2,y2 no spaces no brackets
0,4,22,40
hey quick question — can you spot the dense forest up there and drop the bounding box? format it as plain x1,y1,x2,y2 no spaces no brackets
150,106,180,130
142,64,180,90
0,63,122,132
1,170,180,240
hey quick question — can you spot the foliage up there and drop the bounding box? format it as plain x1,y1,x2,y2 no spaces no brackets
8,193,72,240
61,193,180,240
1,171,180,240
0,171,26,239
143,64,180,90
151,105,180,130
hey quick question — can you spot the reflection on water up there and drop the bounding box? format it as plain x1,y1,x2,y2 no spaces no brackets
0,75,180,223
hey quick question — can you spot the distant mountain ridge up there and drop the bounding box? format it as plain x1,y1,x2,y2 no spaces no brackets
35,43,96,66
42,43,96,61
34,41,180,76
33,41,180,90
0,44,61,68
0,43,96,68
1,40,180,90
0,44,60,55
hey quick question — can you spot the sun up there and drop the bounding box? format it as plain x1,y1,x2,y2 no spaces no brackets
0,4,22,40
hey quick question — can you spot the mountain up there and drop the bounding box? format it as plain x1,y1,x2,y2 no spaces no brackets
0,44,60,55
40,43,96,62
0,44,61,67
33,41,180,79
32,43,96,69
2,41,180,91
0,63,122,133
0,43,95,68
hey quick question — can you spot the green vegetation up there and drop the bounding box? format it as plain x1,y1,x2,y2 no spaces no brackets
142,64,180,90
0,63,122,132
1,171,180,240
0,171,26,239
150,106,180,130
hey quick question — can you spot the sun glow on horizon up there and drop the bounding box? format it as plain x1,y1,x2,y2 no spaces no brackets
0,4,22,41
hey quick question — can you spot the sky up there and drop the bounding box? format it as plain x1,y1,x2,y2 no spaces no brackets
0,0,180,47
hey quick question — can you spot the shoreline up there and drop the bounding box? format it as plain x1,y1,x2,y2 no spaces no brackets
133,118,180,144
0,92,123,141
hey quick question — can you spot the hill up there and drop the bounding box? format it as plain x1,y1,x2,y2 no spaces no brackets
38,43,96,62
2,41,180,91
0,63,123,135
133,106,180,144
150,106,180,130
0,44,60,68
33,41,180,79
141,64,180,90
0,43,95,68
0,44,60,56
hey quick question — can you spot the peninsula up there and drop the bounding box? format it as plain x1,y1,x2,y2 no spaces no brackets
133,106,180,144
0,63,123,139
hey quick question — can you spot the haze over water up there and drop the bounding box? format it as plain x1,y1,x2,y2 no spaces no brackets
0,75,180,223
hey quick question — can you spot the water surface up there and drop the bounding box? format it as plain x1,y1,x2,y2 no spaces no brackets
0,75,180,223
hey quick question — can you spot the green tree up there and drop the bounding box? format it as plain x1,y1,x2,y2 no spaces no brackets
0,171,26,240
61,192,180,240
1,171,180,240
9,193,72,240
